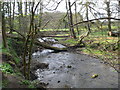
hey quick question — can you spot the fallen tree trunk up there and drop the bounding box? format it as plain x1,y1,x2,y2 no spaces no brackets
7,34,67,51
35,40,67,51
7,33,88,50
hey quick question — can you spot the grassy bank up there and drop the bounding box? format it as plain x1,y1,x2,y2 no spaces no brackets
60,30,119,71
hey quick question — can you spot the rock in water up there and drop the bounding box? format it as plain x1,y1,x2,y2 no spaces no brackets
32,49,54,56
31,63,49,71
91,74,98,78
38,37,58,43
41,49,54,54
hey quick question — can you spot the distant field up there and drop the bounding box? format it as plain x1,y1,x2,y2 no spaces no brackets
40,28,69,31
11,25,118,39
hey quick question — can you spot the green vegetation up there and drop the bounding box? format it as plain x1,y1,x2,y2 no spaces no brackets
20,80,31,85
2,79,9,88
61,38,78,45
90,31,108,36
58,30,118,67
1,0,119,88
81,30,118,66
0,63,13,74
40,28,69,31
19,80,35,88
1,38,38,88
12,32,18,34
56,33,69,36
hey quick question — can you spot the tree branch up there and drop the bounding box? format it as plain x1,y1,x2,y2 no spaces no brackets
72,17,120,27
8,28,25,39
43,0,63,11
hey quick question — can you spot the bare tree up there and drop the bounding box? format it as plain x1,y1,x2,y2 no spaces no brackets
25,1,27,16
8,2,14,34
12,1,15,29
105,0,112,31
118,0,120,20
23,1,40,79
39,0,43,27
68,0,76,39
2,2,7,48
18,1,24,35
79,1,95,33
74,2,79,35
86,2,91,33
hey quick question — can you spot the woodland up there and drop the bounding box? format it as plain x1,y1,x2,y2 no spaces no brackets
0,0,120,89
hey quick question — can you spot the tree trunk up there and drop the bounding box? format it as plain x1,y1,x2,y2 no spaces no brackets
117,0,120,40
8,2,13,34
23,2,40,79
118,1,120,26
12,1,15,30
18,2,24,35
86,5,91,33
2,3,7,48
39,1,43,27
68,0,76,39
24,1,28,36
65,0,70,31
6,34,68,51
25,2,27,16
106,1,111,31
75,2,79,35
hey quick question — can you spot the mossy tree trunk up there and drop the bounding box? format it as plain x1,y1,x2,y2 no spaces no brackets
2,2,7,48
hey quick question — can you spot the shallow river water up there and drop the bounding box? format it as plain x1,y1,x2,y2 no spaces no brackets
32,51,118,88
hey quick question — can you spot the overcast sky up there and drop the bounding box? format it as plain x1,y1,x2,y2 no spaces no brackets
2,0,119,19
41,0,119,18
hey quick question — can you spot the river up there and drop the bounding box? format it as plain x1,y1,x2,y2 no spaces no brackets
32,49,118,88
